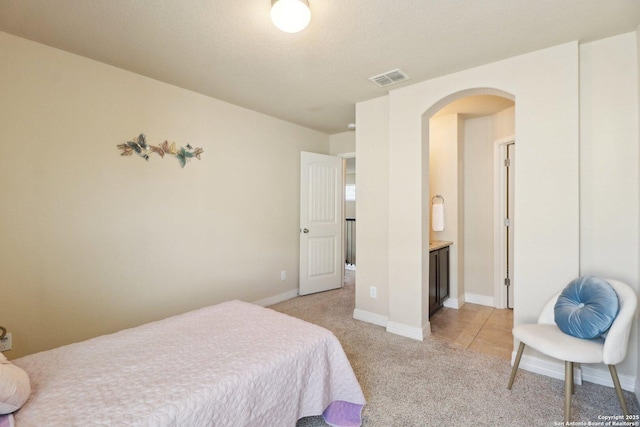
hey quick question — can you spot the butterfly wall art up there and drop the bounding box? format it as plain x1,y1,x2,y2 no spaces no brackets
117,134,204,168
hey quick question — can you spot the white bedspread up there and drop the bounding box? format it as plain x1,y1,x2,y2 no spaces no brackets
12,300,365,426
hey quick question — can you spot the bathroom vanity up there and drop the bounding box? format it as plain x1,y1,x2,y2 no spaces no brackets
429,241,451,317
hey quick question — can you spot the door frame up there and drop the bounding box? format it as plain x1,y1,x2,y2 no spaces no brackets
493,135,515,309
338,152,356,275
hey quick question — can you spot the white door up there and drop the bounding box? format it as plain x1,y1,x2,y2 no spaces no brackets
299,152,343,295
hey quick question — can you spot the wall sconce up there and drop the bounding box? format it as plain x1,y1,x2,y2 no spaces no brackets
271,0,311,33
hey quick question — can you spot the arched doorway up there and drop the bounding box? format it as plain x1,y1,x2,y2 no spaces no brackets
421,89,516,359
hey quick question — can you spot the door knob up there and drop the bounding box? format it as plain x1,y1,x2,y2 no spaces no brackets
302,228,309,233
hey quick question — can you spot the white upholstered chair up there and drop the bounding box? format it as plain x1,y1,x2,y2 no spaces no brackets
507,279,637,423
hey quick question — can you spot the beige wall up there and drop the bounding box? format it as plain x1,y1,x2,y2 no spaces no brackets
428,114,464,308
329,131,355,155
635,19,640,401
462,115,494,300
353,96,389,324
356,34,639,387
579,32,639,378
493,106,516,140
0,32,329,358
462,106,515,303
357,42,581,339
383,42,580,340
636,22,640,404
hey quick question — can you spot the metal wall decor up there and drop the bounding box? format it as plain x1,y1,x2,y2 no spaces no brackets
117,134,203,168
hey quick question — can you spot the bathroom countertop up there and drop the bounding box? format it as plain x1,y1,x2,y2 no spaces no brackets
429,240,452,251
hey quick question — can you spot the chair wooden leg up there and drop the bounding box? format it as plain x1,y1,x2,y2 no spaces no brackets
564,361,573,423
507,342,525,390
608,365,629,416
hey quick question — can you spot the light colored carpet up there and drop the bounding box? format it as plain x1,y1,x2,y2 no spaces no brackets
269,274,640,427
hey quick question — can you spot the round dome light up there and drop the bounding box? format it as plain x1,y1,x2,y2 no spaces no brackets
271,0,311,34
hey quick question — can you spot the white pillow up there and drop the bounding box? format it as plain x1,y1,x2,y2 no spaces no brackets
0,353,30,414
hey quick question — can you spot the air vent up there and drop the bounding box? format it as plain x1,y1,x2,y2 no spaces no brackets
368,69,410,87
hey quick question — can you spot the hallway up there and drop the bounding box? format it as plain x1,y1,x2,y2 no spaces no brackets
429,303,514,360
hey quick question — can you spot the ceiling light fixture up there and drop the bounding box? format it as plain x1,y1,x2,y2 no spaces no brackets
271,0,311,33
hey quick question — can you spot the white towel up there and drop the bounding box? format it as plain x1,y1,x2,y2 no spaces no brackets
432,203,444,232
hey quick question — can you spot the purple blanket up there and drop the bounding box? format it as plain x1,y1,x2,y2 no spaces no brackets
323,400,364,426
0,415,13,427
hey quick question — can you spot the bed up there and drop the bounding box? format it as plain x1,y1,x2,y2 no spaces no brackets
2,300,365,426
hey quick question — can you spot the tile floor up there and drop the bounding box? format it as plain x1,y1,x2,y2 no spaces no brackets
429,303,514,360
345,268,513,360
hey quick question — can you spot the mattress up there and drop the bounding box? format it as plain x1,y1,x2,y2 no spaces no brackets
11,300,365,426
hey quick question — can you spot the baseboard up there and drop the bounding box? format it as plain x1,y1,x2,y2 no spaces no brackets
512,352,637,392
582,365,636,392
423,319,431,336
464,293,495,307
513,352,583,385
443,297,461,309
253,289,299,307
353,308,388,328
353,309,430,340
446,293,498,310
386,321,424,341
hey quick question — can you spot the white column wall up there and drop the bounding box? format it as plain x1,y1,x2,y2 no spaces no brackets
353,96,390,325
579,32,639,379
356,35,639,388
386,42,579,336
637,22,640,403
387,93,430,338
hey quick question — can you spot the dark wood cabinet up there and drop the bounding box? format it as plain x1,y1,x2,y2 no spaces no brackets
429,245,450,317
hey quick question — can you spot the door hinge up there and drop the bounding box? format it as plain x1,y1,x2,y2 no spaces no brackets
504,278,511,287
504,218,511,227
504,158,511,167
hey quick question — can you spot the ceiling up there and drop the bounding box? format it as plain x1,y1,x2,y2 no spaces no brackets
0,1,638,135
